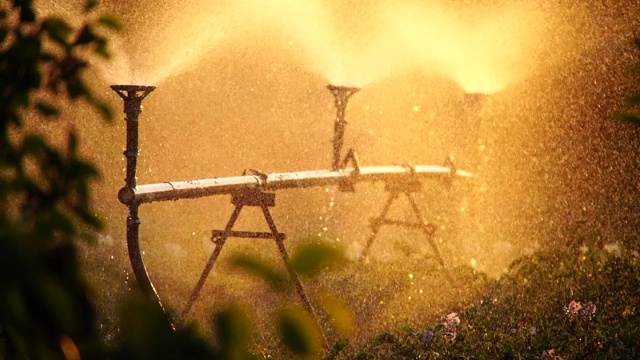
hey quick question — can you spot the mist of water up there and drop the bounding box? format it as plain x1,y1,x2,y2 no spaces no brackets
76,0,595,281
33,0,640,349
94,0,555,93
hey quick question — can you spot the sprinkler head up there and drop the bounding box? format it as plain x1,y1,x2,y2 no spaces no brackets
111,85,156,111
110,84,157,93
463,92,488,106
111,85,156,102
327,84,360,105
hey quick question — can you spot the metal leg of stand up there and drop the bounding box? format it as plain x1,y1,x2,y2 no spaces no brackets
359,187,454,283
180,205,243,323
406,193,454,282
260,205,329,349
360,192,399,261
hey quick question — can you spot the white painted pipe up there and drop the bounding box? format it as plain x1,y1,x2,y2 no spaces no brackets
117,164,476,205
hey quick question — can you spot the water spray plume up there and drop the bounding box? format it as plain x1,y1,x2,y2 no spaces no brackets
87,0,556,91
381,1,548,94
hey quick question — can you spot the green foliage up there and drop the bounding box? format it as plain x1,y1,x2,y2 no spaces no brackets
343,231,640,359
229,255,287,291
615,37,640,125
0,1,117,358
211,305,255,360
291,242,346,278
277,307,323,358
317,294,354,338
229,241,352,359
111,297,215,360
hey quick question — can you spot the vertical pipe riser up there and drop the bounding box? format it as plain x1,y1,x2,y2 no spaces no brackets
111,85,162,310
123,100,142,188
126,206,157,299
328,85,360,170
332,95,346,170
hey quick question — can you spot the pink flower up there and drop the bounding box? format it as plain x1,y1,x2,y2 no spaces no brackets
442,312,460,341
564,300,582,320
581,301,596,320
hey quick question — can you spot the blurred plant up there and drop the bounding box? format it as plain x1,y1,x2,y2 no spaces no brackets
228,240,351,359
0,0,118,358
110,296,215,360
341,228,640,359
615,37,640,126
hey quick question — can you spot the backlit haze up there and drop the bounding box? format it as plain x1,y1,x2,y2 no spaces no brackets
34,0,640,343
97,0,550,93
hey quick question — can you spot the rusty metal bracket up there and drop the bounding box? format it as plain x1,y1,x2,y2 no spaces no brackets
249,168,269,182
443,155,457,187
340,148,361,174
338,148,361,192
231,188,275,207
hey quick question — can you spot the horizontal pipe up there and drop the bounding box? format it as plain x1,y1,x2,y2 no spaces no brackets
120,165,476,205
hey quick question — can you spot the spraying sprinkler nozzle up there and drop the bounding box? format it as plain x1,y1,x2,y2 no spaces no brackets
327,84,360,170
111,85,156,115
457,91,490,171
111,84,157,92
463,92,488,111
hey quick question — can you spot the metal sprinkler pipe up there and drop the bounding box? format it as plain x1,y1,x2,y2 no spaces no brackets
327,84,360,170
110,85,165,312
120,165,476,205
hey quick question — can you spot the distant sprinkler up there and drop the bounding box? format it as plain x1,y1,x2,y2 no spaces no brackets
327,84,360,170
461,92,489,171
463,92,488,114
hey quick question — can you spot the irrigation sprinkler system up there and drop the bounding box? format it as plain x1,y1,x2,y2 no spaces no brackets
111,82,477,339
